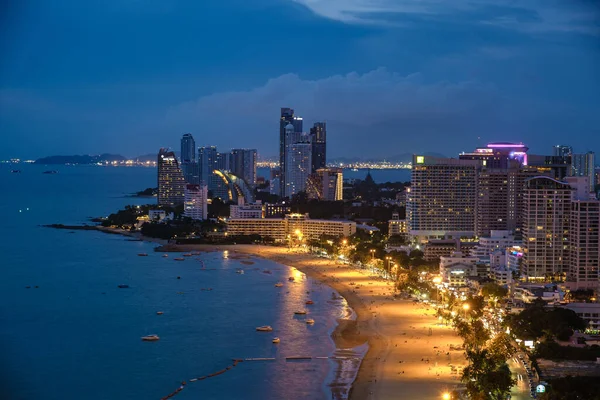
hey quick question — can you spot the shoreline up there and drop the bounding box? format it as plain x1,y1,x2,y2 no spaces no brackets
48,224,467,399
155,243,467,400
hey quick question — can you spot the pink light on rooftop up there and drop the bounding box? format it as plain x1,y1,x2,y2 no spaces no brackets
487,143,526,148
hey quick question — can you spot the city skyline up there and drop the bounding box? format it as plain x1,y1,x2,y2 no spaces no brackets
1,1,599,159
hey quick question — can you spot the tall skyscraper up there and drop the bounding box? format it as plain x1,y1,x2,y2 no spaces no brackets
284,134,312,198
571,152,596,192
198,146,218,187
522,176,572,280
309,122,326,173
408,155,479,238
279,108,303,198
568,195,600,289
306,168,343,201
183,184,208,220
216,151,230,172
230,149,257,186
554,145,573,157
180,133,199,184
157,148,185,206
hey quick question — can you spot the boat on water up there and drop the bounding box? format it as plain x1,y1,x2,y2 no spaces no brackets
236,269,244,274
351,168,359,172
43,170,58,174
294,310,307,315
288,277,295,282
162,254,169,257
117,284,129,289
263,270,272,274
256,326,273,332
11,170,21,173
305,300,314,305
138,253,148,256
174,258,185,261
274,283,284,287
306,319,315,325
183,253,193,257
156,311,164,315
141,334,160,341
272,337,280,344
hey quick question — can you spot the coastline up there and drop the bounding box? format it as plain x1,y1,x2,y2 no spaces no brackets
154,243,467,400
46,223,467,399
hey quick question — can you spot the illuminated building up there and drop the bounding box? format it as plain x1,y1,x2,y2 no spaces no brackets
263,203,290,218
279,108,303,198
157,148,185,206
183,184,208,220
230,201,263,219
306,168,343,201
522,176,573,280
388,212,407,237
226,213,356,241
284,134,311,198
459,142,528,168
553,145,573,157
408,155,479,238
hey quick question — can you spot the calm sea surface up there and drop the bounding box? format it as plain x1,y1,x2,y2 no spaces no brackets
258,167,411,183
0,165,364,400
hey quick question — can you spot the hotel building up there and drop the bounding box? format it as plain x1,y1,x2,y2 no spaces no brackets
157,148,186,206
183,184,208,220
227,213,356,242
408,155,479,239
306,167,343,201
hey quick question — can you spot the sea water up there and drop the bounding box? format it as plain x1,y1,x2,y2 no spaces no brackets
0,165,359,400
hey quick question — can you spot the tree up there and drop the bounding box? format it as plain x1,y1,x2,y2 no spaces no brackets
462,349,515,400
481,282,508,301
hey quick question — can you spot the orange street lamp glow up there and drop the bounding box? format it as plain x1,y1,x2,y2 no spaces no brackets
433,277,442,284
342,239,347,245
442,393,451,400
462,304,470,311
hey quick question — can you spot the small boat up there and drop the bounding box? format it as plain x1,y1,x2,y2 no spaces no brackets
11,170,21,173
183,253,193,257
306,319,315,325
141,334,160,341
256,326,273,332
236,269,244,274
305,300,314,305
156,311,164,315
162,254,169,258
272,337,280,344
174,258,185,261
263,270,272,274
288,277,295,282
294,310,307,315
274,283,284,287
117,284,129,289
43,170,58,174
138,253,148,256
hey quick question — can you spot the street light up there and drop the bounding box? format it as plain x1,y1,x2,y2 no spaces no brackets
442,392,451,400
370,249,375,260
462,303,470,319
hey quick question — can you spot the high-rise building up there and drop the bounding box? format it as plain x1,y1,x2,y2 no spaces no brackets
571,152,596,192
284,135,312,198
183,184,208,220
216,151,230,171
459,142,528,168
569,198,600,289
553,145,573,157
528,155,572,180
230,149,257,186
309,122,326,173
408,155,479,238
157,148,186,206
279,108,303,198
306,167,343,201
521,176,573,280
180,133,199,184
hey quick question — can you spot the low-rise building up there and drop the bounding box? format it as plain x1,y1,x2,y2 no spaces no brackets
513,284,564,304
562,303,600,332
490,266,513,286
226,213,356,242
264,203,291,218
230,201,264,219
440,251,479,286
388,212,408,237
148,210,174,222
424,239,477,261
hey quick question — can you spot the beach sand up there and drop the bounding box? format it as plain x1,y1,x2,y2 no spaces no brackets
156,244,467,400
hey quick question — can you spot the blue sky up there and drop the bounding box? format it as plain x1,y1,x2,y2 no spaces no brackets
1,0,599,159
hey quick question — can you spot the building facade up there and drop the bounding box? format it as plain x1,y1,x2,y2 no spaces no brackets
571,152,596,192
284,136,312,198
279,107,303,198
408,155,479,238
230,149,257,186
157,148,186,206
306,167,343,201
180,133,199,184
183,184,208,220
522,176,573,280
388,212,408,237
309,122,326,173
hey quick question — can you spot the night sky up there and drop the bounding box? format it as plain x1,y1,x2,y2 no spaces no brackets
1,0,599,159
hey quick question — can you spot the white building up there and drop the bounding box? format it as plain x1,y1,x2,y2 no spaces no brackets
230,200,263,219
183,184,208,220
471,230,516,262
439,251,479,286
284,135,312,198
490,266,513,286
148,210,174,222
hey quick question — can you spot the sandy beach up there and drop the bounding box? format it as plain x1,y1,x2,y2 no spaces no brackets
156,243,467,400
